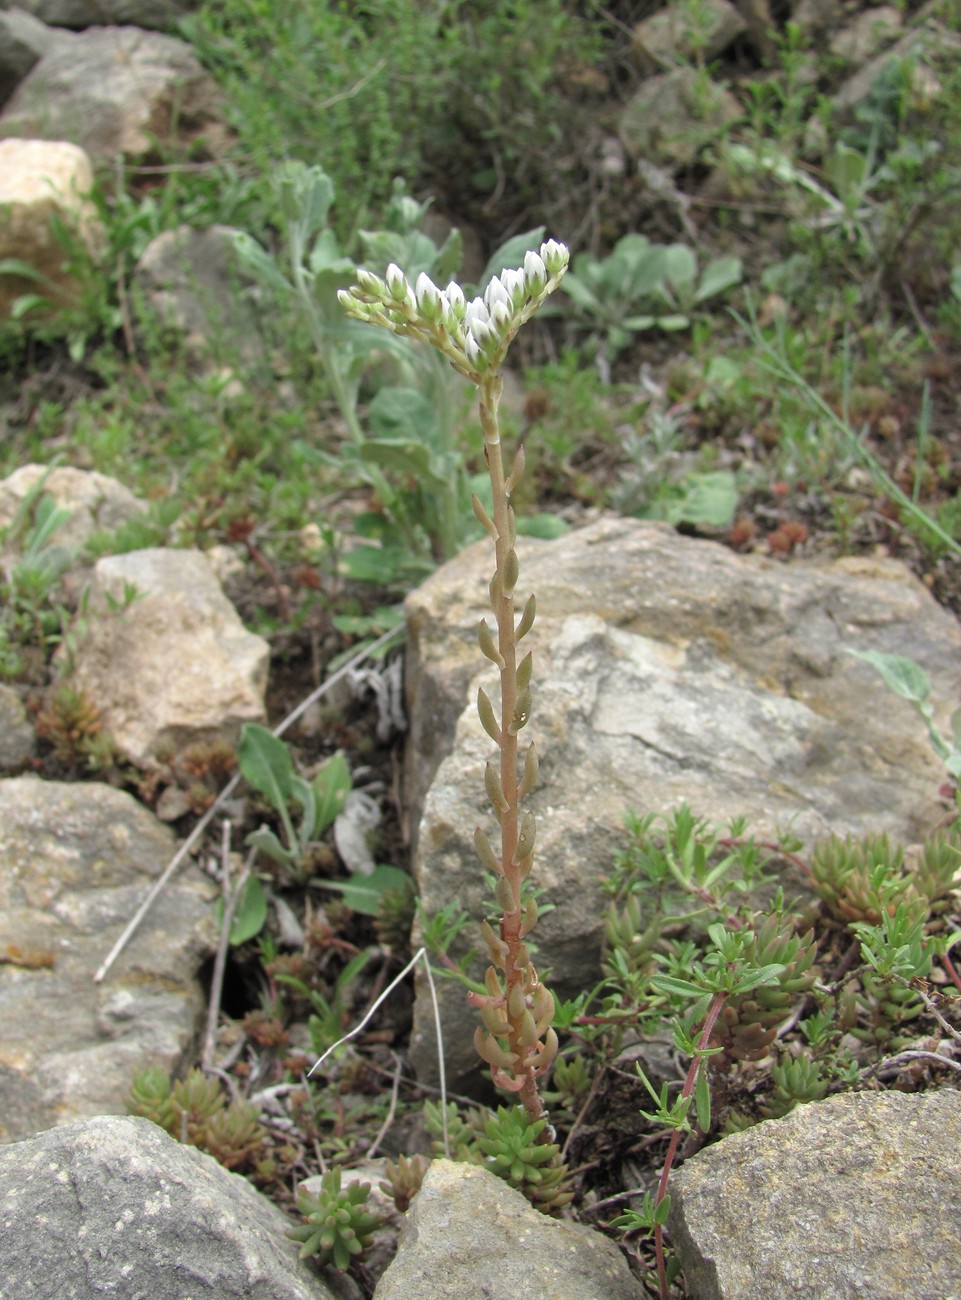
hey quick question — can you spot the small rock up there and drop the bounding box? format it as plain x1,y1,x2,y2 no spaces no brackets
135,225,267,366
0,685,35,770
68,547,269,767
0,463,146,555
0,139,103,320
618,68,742,167
632,0,747,74
830,5,903,64
667,1090,961,1300
373,1159,644,1300
0,1114,347,1300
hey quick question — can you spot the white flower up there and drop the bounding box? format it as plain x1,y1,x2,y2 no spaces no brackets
464,332,483,367
539,239,569,276
464,298,491,332
501,267,527,306
355,267,384,296
523,250,547,292
385,263,408,300
484,275,511,312
490,299,512,332
445,281,467,320
415,271,444,320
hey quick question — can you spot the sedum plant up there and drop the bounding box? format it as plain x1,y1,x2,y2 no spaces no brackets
339,240,569,1137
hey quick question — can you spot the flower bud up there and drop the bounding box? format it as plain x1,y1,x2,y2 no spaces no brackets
385,263,408,300
502,266,527,305
484,276,511,312
540,239,569,276
523,250,547,291
464,298,491,331
415,272,443,320
355,267,384,296
490,299,512,332
445,280,467,320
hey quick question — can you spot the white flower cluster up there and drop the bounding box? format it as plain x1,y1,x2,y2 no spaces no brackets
338,239,569,378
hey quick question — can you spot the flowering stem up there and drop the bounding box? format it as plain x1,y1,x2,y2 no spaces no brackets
652,991,727,1300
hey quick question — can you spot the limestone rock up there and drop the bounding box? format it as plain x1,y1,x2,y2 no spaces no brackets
135,224,266,365
632,0,747,75
0,138,103,320
618,68,742,167
833,6,960,114
0,1114,346,1300
0,7,74,109
829,5,902,64
0,463,146,555
667,1089,961,1300
0,26,222,161
373,1159,643,1300
13,0,200,29
0,684,35,770
0,776,216,1143
404,517,961,1091
69,546,269,766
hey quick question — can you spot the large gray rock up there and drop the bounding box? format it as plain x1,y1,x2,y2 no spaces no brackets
373,1158,643,1300
618,68,742,166
0,26,221,160
0,7,74,108
404,516,961,1091
69,546,269,767
667,1089,961,1300
13,0,200,28
0,1114,344,1300
0,776,215,1143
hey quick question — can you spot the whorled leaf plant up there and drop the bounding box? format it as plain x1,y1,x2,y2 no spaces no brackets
339,240,570,1131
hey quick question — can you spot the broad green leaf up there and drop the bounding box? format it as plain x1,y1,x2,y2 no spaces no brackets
360,436,438,484
245,825,296,869
557,273,603,314
847,649,931,704
312,753,352,836
516,513,568,539
695,255,743,303
237,723,295,808
694,1062,711,1132
217,874,268,945
654,313,691,332
313,863,412,916
622,314,657,330
663,243,697,296
232,232,292,294
657,471,738,529
478,226,545,292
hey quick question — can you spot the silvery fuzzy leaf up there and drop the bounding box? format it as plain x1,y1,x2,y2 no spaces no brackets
334,790,381,876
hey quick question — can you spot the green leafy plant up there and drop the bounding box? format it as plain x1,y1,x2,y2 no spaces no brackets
555,234,742,363
340,239,569,1157
234,165,476,581
288,1168,383,1272
848,649,961,786
238,723,351,881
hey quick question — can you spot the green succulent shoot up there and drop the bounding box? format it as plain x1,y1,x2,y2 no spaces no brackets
340,242,570,1130
288,1168,383,1272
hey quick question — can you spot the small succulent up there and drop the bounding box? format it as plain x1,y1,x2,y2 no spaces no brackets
380,1153,430,1212
125,1067,265,1171
711,913,818,1062
759,1051,830,1119
474,1105,574,1214
288,1168,383,1271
